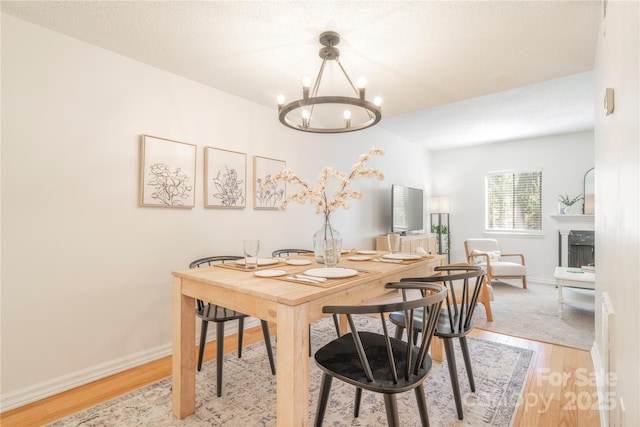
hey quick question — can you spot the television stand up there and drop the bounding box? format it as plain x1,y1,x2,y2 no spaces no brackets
376,233,437,255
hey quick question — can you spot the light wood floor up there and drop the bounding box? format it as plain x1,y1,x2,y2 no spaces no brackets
1,326,600,427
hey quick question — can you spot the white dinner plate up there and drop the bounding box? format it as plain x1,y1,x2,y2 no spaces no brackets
286,259,312,266
356,250,377,255
382,253,421,260
348,255,372,261
235,257,280,266
303,267,358,279
254,269,287,278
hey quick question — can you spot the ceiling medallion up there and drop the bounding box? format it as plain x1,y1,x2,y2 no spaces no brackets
277,31,382,133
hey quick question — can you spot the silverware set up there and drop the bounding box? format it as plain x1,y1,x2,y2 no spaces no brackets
373,257,403,264
290,274,326,283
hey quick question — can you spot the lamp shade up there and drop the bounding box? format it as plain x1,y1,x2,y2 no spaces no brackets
430,196,450,214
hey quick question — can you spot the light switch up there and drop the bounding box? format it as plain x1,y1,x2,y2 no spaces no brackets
604,88,614,115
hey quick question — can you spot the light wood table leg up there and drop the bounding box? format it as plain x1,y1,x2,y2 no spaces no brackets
172,276,196,418
431,337,444,362
338,313,349,335
276,303,310,426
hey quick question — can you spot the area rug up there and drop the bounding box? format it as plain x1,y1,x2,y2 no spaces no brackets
473,281,595,350
48,316,534,427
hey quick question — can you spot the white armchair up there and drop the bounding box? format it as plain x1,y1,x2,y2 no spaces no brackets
464,238,527,289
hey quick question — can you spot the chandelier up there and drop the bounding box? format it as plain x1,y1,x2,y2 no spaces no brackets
277,31,382,133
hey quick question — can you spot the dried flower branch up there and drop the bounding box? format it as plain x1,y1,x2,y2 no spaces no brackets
266,148,385,218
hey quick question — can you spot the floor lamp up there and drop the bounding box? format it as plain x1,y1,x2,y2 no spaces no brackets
430,196,450,263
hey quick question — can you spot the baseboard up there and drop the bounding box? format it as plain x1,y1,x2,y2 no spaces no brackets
0,343,170,412
591,341,607,427
496,276,554,286
0,317,260,412
527,276,555,286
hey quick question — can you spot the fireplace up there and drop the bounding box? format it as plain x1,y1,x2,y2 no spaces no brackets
551,214,595,267
565,230,595,267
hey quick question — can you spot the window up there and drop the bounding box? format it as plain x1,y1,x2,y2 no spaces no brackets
485,170,542,233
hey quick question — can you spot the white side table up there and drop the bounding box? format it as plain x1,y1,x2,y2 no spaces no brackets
554,266,595,318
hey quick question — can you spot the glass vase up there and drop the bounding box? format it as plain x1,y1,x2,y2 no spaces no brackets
313,218,342,267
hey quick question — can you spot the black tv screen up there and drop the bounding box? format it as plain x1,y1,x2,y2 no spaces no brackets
391,185,424,234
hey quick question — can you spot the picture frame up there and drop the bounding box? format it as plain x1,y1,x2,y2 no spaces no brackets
253,156,286,210
204,147,247,208
139,135,196,208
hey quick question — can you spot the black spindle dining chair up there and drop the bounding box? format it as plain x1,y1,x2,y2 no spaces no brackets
313,282,447,427
389,264,486,420
189,256,276,397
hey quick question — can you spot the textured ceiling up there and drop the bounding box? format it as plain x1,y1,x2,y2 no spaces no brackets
1,1,601,149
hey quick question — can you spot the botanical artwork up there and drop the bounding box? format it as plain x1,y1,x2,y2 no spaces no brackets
204,147,246,208
139,135,196,208
253,156,286,210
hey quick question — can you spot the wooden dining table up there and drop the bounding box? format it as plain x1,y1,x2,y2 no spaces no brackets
172,252,445,426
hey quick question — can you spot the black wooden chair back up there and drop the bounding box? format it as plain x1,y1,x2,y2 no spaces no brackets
190,256,244,316
271,248,313,257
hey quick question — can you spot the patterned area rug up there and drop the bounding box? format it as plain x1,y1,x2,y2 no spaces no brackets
48,316,534,426
473,281,595,350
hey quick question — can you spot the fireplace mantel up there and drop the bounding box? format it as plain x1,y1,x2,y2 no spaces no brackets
550,214,595,267
550,214,595,223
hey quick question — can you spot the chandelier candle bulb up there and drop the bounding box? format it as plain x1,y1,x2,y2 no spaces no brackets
302,76,311,98
276,94,285,106
357,78,366,99
374,96,382,107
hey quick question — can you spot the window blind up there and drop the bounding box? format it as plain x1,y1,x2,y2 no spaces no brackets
485,170,542,232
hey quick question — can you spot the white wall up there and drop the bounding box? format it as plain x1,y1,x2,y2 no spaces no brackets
0,15,430,409
594,1,640,425
5,4,638,419
430,132,594,281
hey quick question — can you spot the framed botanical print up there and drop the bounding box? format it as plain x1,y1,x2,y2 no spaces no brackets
139,135,196,208
253,156,285,210
204,147,246,208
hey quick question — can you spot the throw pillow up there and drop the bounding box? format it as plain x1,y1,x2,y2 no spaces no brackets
470,249,501,264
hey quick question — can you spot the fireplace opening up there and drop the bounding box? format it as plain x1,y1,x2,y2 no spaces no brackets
566,230,595,268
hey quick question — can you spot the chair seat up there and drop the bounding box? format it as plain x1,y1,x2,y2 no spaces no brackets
435,316,474,338
388,311,475,339
478,261,526,276
197,304,248,322
315,332,432,394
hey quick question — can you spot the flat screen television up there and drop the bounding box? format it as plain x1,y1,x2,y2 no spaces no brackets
391,185,424,234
